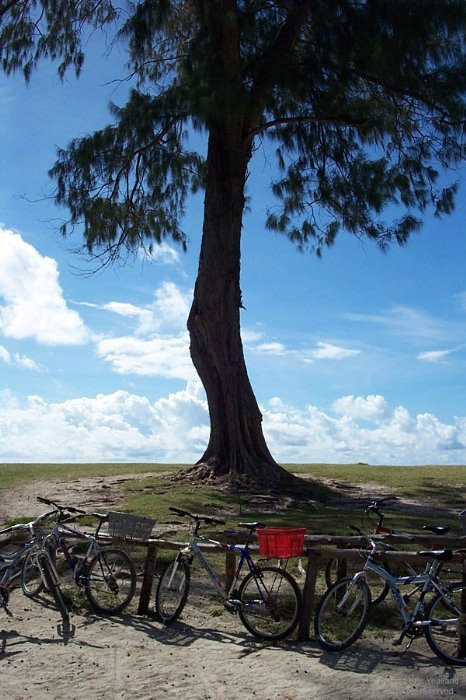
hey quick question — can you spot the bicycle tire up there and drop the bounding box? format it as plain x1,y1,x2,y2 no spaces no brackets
155,556,190,625
425,585,466,666
238,566,302,641
314,576,371,651
325,557,390,606
37,552,69,621
84,548,136,614
21,548,45,597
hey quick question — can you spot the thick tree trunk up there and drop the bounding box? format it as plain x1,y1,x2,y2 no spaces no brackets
186,127,291,488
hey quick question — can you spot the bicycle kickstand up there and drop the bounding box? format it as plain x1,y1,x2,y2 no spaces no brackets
392,628,417,652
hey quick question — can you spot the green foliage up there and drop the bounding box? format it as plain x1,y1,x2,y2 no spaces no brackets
2,1,466,262
0,0,117,80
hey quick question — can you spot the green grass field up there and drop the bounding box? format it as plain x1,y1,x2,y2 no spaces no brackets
1,462,465,535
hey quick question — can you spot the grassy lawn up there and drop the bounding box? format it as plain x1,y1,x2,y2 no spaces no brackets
1,462,464,535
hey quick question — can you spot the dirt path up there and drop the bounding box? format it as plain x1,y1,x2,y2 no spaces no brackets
0,472,161,524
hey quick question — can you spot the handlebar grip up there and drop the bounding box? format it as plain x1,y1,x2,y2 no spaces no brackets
37,496,54,505
67,506,87,515
203,516,226,526
169,507,191,518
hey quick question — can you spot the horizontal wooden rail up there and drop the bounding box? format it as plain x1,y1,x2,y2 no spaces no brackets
108,531,466,629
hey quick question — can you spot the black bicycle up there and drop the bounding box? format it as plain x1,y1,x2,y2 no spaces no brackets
21,497,137,614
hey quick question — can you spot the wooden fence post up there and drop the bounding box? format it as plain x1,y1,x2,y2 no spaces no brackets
297,550,321,641
224,530,239,591
137,541,158,615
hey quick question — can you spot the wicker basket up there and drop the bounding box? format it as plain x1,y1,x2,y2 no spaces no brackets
107,512,155,540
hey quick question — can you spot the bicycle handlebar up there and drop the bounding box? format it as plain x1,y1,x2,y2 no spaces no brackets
37,496,86,515
348,524,391,550
366,496,398,512
169,506,225,526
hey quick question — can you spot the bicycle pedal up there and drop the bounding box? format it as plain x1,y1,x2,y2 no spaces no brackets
224,599,241,614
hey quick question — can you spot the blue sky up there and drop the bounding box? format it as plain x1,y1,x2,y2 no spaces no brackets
1,39,466,465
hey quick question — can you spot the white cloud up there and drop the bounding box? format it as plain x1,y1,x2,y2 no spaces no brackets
0,345,10,364
0,343,39,371
417,345,465,363
1,386,465,465
261,396,466,465
96,333,195,380
104,281,191,335
249,338,359,363
332,394,388,421
138,242,181,266
0,383,209,462
254,341,287,355
94,281,194,379
418,349,453,363
0,226,89,345
310,342,360,360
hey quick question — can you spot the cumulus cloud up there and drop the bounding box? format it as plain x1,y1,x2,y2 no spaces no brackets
0,382,209,462
96,333,195,380
1,386,465,465
332,394,388,421
0,227,89,345
92,281,195,380
262,395,466,465
103,281,191,335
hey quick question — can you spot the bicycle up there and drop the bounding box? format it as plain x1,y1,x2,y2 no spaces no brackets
21,497,137,614
155,507,302,641
325,496,453,605
1,514,70,622
314,525,466,666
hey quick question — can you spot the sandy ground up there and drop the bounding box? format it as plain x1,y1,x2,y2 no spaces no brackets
2,578,465,700
1,472,465,699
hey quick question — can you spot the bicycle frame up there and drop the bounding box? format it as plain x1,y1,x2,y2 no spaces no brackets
350,552,458,632
50,521,100,584
177,532,257,599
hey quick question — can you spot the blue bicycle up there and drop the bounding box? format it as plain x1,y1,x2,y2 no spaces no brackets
314,525,466,666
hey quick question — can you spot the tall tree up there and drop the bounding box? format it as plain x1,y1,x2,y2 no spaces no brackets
2,1,466,487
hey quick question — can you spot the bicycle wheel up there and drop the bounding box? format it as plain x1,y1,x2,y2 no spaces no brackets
425,585,466,666
21,549,45,597
37,552,69,621
314,576,371,651
238,566,302,641
85,548,136,614
325,557,390,606
155,556,190,625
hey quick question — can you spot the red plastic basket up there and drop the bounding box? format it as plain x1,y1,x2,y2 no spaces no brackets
256,527,306,558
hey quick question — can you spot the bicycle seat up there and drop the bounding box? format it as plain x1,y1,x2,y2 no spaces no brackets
238,522,265,530
423,525,450,535
417,548,453,561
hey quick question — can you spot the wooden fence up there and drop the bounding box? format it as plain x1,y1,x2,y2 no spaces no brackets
114,529,466,641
